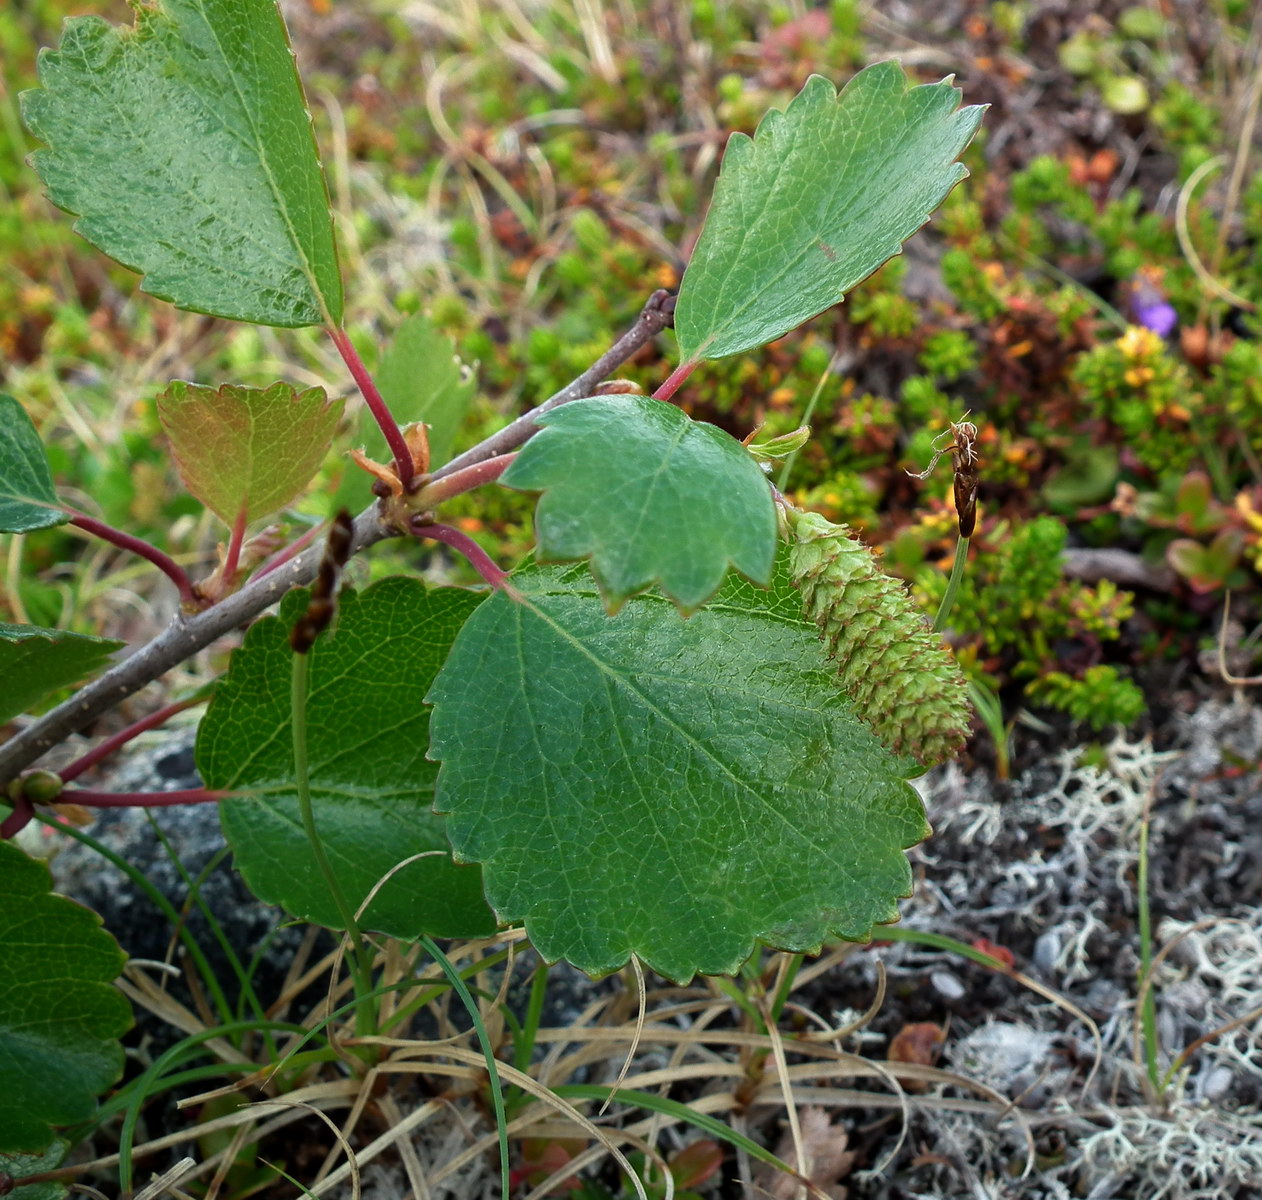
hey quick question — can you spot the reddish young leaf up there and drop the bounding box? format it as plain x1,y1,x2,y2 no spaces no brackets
889,1021,946,1093
971,937,1016,970
157,381,342,525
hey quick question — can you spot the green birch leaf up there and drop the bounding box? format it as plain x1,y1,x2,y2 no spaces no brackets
0,841,131,1154
0,623,125,725
501,395,776,613
374,313,476,470
0,395,65,534
197,578,494,939
21,0,343,328
156,381,343,525
675,63,985,361
427,557,928,983
0,1139,69,1200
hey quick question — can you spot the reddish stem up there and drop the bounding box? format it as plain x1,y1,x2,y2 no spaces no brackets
63,787,226,808
59,695,209,784
328,326,414,490
416,453,517,508
222,503,248,586
653,359,699,402
67,511,196,605
254,520,325,581
1,794,34,839
412,521,517,595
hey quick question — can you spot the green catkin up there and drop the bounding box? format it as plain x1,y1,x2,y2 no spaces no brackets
786,507,972,768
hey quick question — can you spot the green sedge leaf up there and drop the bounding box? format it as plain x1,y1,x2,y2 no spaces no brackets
0,623,125,725
375,312,476,470
501,395,776,613
427,556,928,983
0,842,131,1154
0,395,65,534
156,381,343,526
675,63,985,361
22,0,343,327
197,578,495,939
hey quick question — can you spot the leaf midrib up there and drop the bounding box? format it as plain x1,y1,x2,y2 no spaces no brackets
513,593,857,875
686,82,963,359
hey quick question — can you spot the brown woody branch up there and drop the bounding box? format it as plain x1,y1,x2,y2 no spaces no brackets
0,291,675,789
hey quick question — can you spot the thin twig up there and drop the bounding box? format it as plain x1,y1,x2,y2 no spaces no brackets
429,289,675,482
414,452,518,508
63,787,225,808
412,521,516,594
0,507,394,790
59,694,209,782
67,510,196,605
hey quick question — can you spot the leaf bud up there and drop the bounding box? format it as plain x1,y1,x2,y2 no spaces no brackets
20,769,64,804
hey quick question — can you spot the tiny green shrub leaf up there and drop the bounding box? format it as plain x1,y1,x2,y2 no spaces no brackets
0,1139,69,1200
675,63,985,361
157,381,343,525
21,0,343,327
427,557,928,982
501,395,777,612
0,395,65,534
0,623,125,725
375,313,476,470
197,578,495,939
0,841,131,1154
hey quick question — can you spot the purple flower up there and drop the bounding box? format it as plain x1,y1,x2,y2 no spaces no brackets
1130,273,1177,338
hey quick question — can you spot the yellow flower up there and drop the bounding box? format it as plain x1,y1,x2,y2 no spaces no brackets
1235,492,1262,536
1116,324,1162,361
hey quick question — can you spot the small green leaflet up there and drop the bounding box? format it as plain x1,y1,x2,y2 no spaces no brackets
0,841,131,1154
22,0,343,328
0,623,124,725
0,1140,69,1200
197,578,494,939
745,425,811,463
374,312,476,470
501,396,777,613
157,381,343,525
675,62,985,361
427,557,928,983
0,395,65,534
